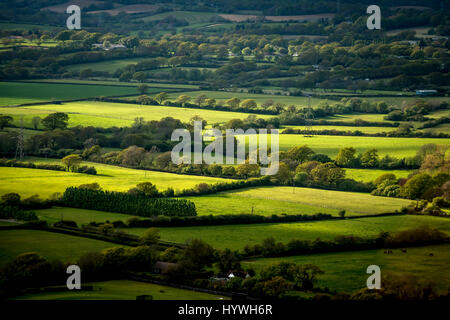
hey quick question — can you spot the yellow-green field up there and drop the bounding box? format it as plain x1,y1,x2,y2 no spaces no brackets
345,168,414,182
1,101,272,128
189,186,413,216
0,161,232,198
127,215,450,250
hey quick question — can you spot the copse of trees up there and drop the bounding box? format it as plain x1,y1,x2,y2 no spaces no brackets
62,187,197,217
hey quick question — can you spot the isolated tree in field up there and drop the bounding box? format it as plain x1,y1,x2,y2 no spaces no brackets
140,228,161,246
42,112,69,130
62,154,82,172
194,94,208,106
154,92,168,104
360,149,379,168
226,97,241,109
31,116,40,130
136,94,152,105
137,84,149,94
175,94,191,106
241,99,257,109
335,147,357,167
0,115,13,131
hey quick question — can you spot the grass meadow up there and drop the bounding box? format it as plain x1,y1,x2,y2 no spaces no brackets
189,186,413,216
0,82,138,106
127,215,450,249
0,160,232,198
242,244,450,293
0,229,121,266
12,280,229,300
1,101,272,128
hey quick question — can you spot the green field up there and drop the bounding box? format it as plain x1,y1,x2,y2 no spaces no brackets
0,229,120,265
0,160,232,198
66,58,148,72
189,186,412,216
248,134,450,158
13,280,229,300
284,125,397,134
242,244,450,293
1,101,272,128
127,215,450,250
345,168,414,182
140,11,219,24
0,82,139,106
0,22,63,31
36,207,138,225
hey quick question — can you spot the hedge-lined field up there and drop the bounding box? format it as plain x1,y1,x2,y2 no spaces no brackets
238,134,450,158
127,215,450,249
0,82,138,106
12,280,229,300
242,244,450,293
0,229,121,266
345,168,414,182
0,162,231,198
188,186,412,216
1,100,272,128
36,207,137,225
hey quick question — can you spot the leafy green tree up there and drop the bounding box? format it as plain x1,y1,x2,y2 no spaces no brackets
136,182,159,197
311,162,345,187
175,94,191,106
183,239,215,271
31,116,40,130
274,162,293,185
140,228,161,246
226,97,241,109
286,145,314,163
241,99,257,109
216,248,241,274
402,173,434,202
42,112,69,130
360,149,379,168
335,147,357,167
133,72,146,83
194,94,208,106
1,193,21,206
61,154,82,172
155,92,168,104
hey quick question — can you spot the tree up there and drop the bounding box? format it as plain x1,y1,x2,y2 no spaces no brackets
155,92,168,104
175,94,191,106
136,95,152,105
216,248,241,274
360,149,379,168
274,162,293,185
402,173,434,202
194,94,208,106
133,71,146,83
226,97,241,109
135,182,159,197
61,154,82,172
286,145,314,163
335,147,357,167
236,162,259,178
374,173,397,186
241,99,257,109
137,84,149,95
311,162,345,187
140,228,161,246
79,68,92,79
31,116,40,130
205,98,216,107
1,193,21,206
183,239,215,271
0,115,13,131
42,112,69,130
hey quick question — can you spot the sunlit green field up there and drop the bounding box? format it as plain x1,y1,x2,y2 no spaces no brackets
0,229,121,266
345,168,414,182
242,244,450,293
189,186,412,216
12,280,229,300
0,161,232,198
36,207,138,226
127,215,450,249
0,82,138,106
242,134,450,158
284,125,397,134
1,101,272,128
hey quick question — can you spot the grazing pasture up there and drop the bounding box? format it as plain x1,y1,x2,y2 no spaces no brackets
127,215,450,249
242,244,450,293
0,229,121,266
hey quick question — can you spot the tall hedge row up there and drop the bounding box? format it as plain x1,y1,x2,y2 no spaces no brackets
62,187,196,217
